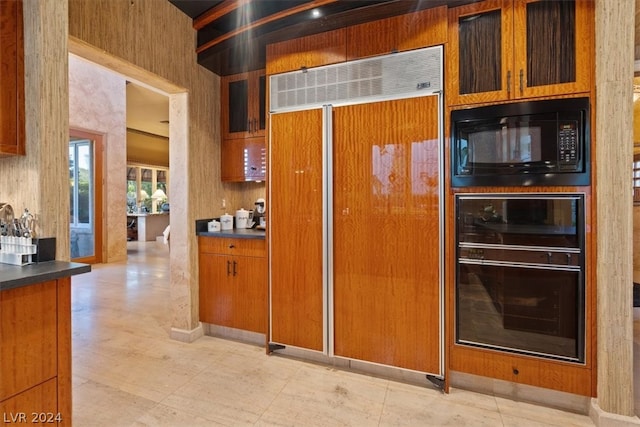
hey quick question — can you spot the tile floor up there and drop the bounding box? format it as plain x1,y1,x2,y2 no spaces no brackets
71,241,596,426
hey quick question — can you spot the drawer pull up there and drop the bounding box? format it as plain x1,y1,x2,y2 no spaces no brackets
229,244,235,249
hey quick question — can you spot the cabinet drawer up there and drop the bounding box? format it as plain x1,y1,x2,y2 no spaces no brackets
198,236,266,257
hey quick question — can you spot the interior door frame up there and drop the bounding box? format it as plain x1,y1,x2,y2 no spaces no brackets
69,128,104,264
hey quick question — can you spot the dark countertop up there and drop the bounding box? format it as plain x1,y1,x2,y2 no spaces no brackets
195,218,265,239
0,261,91,291
198,228,266,239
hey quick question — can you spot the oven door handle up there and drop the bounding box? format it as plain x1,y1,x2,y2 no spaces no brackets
458,258,581,272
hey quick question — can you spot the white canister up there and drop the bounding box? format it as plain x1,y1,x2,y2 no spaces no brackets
207,220,220,232
235,208,249,229
220,213,233,230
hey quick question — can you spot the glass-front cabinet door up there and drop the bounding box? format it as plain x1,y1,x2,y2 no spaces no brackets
447,0,592,106
221,70,266,140
447,0,512,106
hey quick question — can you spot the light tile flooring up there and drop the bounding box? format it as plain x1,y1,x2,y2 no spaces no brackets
71,241,596,426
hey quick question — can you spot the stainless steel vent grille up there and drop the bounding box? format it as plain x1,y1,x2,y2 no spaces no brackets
270,46,442,112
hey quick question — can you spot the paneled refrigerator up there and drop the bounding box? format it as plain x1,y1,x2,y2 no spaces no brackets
269,47,444,376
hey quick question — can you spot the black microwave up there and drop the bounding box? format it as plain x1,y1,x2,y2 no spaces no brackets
451,97,590,187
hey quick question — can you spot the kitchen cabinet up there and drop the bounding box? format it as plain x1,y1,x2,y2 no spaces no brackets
447,0,592,106
220,70,266,182
346,6,447,61
0,278,72,425
198,236,267,334
266,29,346,75
221,70,266,140
221,137,266,182
0,0,25,157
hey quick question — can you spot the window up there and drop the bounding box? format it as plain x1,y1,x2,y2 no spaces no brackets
127,164,169,213
69,140,93,227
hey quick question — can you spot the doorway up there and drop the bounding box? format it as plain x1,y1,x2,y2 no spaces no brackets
69,128,104,264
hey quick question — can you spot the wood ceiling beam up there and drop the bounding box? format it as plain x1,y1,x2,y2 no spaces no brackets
196,0,338,54
194,0,251,31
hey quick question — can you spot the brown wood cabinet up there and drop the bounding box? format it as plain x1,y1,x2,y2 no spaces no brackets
198,236,267,334
266,29,347,75
221,137,266,182
447,0,592,106
346,6,447,61
0,278,72,425
220,70,266,182
0,0,25,157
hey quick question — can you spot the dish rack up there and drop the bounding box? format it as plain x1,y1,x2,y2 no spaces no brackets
0,236,36,266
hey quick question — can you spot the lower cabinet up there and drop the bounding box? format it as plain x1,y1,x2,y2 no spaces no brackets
0,278,71,425
198,236,267,334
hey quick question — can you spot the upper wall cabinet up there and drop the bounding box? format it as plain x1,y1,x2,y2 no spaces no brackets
266,29,347,76
447,0,593,106
221,70,266,140
0,0,25,157
220,69,266,182
346,6,447,61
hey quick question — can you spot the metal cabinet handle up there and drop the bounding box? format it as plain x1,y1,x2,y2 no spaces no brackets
229,244,235,249
227,260,231,276
519,69,524,95
507,70,511,96
233,260,237,276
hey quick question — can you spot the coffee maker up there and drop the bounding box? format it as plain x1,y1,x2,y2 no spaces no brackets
253,198,266,227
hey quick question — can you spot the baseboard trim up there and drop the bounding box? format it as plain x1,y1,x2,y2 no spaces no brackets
590,399,640,427
170,323,204,343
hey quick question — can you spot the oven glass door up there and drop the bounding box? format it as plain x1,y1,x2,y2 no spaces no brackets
457,262,583,361
455,194,585,363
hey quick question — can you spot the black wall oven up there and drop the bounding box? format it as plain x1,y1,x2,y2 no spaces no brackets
455,194,585,363
451,97,590,187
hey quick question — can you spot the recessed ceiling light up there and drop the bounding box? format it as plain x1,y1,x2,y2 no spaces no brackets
311,9,321,18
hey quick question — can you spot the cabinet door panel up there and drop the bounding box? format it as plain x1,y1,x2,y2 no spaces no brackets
332,96,441,374
447,0,513,106
0,281,57,400
233,256,267,334
270,109,324,351
0,0,24,157
514,0,592,98
221,137,266,182
199,253,233,325
228,79,248,133
0,378,57,422
266,29,346,75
